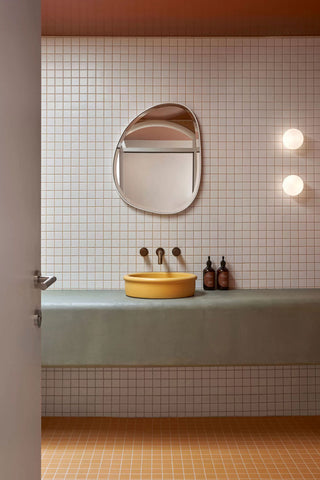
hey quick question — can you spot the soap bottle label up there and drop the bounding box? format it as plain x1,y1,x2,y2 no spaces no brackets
204,272,214,288
218,272,228,288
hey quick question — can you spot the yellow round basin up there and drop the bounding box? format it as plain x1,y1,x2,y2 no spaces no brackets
124,272,197,299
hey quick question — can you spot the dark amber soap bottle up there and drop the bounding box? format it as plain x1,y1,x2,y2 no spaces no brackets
203,256,215,290
217,256,229,290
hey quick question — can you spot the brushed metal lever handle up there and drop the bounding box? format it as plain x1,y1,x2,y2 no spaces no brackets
34,271,57,290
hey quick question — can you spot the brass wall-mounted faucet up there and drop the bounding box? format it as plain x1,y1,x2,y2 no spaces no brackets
156,248,165,265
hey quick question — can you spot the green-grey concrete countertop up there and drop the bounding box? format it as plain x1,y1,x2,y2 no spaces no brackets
42,289,320,367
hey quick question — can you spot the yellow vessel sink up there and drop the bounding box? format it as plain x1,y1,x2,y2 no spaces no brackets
124,272,197,299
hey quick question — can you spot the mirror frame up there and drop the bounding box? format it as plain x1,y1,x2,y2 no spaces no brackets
112,103,201,215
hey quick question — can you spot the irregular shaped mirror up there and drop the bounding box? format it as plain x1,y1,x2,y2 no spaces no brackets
113,103,201,214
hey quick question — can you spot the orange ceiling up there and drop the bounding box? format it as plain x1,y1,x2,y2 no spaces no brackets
42,0,320,36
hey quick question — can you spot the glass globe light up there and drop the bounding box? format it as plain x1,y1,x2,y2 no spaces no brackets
283,129,304,150
282,175,304,196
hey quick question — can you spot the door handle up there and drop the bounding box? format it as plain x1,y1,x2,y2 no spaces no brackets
34,270,57,290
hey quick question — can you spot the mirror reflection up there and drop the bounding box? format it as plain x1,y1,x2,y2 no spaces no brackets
113,103,201,214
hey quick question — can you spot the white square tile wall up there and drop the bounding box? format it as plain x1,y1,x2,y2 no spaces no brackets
41,36,320,290
41,365,320,417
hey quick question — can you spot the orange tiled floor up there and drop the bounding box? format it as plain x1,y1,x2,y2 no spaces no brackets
42,416,320,480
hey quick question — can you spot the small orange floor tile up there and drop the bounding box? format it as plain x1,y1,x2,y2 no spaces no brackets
41,416,320,480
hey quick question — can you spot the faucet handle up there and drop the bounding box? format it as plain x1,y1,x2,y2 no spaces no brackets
139,247,149,257
172,247,181,257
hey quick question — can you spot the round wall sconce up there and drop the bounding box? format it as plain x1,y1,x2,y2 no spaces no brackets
283,129,304,150
282,175,304,196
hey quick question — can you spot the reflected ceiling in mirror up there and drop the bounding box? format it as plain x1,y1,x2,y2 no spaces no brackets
113,103,201,215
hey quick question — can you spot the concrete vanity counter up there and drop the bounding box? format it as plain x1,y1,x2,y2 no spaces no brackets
41,289,320,366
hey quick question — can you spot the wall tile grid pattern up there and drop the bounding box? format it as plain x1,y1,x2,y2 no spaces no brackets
41,365,320,417
41,36,320,290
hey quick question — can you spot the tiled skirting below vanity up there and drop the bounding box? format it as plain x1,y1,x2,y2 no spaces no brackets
41,365,320,417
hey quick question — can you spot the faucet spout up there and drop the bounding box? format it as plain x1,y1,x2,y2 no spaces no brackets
156,248,165,265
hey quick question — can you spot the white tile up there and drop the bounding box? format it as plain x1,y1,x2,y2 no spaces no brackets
42,37,320,290
42,365,320,417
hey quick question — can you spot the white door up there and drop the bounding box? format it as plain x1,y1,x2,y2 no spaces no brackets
0,0,41,479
